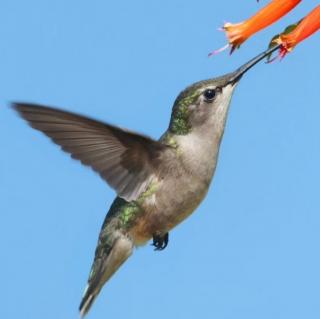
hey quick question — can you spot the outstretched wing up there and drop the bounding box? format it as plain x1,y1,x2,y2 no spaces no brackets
13,103,167,201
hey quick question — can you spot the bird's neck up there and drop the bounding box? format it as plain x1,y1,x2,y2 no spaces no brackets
162,112,230,183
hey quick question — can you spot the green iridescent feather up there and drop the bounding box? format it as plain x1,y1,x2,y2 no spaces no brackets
169,89,200,135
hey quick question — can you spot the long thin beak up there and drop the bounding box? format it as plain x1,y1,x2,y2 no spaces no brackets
227,44,281,85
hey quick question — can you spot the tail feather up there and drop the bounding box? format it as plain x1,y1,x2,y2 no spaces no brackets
79,289,98,318
79,234,133,317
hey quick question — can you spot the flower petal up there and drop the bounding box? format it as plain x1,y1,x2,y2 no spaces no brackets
272,5,320,59
216,0,301,54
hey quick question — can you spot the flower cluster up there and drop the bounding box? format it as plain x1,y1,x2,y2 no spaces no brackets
273,5,320,59
210,0,319,59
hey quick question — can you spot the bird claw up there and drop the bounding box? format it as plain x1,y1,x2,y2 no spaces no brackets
152,232,169,251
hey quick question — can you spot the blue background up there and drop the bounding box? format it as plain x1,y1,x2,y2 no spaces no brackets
1,1,320,318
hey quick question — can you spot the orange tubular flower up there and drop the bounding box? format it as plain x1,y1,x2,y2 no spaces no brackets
274,5,320,58
210,0,301,55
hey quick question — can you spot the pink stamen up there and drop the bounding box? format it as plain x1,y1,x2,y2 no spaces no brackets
208,44,230,57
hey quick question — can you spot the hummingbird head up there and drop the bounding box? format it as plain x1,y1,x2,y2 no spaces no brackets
169,45,280,136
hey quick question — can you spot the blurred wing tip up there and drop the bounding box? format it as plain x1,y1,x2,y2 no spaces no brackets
10,102,28,117
10,102,21,110
10,102,34,113
11,101,29,108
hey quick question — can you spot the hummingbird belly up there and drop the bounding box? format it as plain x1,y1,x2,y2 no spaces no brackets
129,174,210,246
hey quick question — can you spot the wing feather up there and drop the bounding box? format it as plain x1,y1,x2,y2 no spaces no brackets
13,103,168,201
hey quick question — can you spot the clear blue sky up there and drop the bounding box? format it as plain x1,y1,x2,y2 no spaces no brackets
1,1,320,318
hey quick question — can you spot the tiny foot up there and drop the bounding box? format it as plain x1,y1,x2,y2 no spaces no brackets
152,232,169,251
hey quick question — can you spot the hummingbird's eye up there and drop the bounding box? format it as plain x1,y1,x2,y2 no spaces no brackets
203,89,216,102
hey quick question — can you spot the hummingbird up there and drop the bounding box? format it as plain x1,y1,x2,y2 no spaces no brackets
13,45,279,317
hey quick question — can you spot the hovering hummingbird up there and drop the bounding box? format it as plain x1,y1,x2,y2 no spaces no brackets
13,45,279,317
